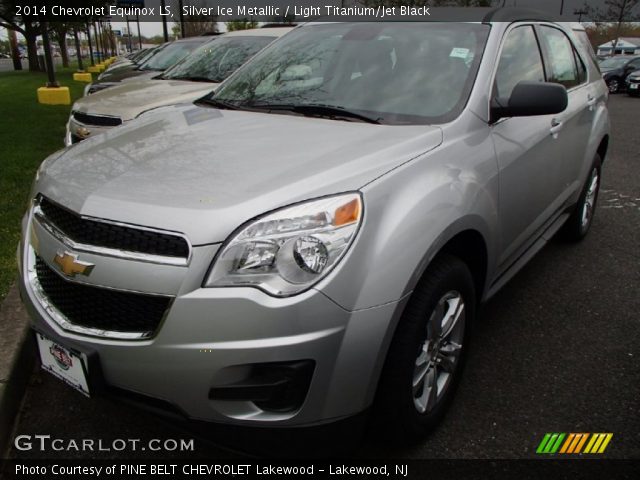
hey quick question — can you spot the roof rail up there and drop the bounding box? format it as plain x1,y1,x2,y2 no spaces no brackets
483,7,557,23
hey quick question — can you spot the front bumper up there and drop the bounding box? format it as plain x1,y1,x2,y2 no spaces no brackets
18,207,403,427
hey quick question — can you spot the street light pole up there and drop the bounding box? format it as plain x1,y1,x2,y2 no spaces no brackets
73,27,84,71
136,14,142,49
179,0,186,38
93,22,101,62
160,0,169,42
574,9,588,22
86,21,95,66
125,16,132,52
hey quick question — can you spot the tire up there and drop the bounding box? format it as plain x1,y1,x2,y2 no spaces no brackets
607,77,621,94
561,154,602,242
373,254,475,443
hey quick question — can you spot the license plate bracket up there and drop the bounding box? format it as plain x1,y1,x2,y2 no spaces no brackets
36,332,91,396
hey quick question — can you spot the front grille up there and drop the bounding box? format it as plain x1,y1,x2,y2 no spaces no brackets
73,111,122,127
35,255,170,335
38,197,190,259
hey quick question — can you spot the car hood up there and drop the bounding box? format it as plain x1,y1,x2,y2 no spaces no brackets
73,79,218,121
97,66,157,84
37,105,443,245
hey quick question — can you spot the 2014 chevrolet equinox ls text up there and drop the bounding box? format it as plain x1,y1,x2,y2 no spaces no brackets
19,16,610,443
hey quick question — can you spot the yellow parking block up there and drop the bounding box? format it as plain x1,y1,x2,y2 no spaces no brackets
73,72,92,82
87,65,100,73
37,86,71,105
96,64,106,72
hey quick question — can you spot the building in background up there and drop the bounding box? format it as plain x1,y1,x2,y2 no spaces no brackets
597,38,640,56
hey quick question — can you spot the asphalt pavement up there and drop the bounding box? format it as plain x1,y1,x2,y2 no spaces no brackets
5,94,640,461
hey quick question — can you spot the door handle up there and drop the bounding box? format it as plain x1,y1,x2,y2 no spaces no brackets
587,94,597,110
550,119,564,136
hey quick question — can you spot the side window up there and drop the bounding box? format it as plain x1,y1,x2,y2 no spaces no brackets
540,26,581,89
494,26,545,100
574,49,588,84
574,30,600,72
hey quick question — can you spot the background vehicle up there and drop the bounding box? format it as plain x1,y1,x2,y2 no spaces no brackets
85,38,209,95
21,16,609,445
600,55,640,93
626,69,640,96
66,28,292,145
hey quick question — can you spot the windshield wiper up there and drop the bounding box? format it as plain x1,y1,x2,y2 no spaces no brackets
247,103,381,124
168,76,214,83
196,97,241,110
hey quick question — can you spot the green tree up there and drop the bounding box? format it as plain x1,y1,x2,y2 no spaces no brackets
49,22,71,68
226,19,258,31
0,0,42,72
582,0,640,55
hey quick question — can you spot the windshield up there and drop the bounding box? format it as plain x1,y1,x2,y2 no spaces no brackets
135,46,160,65
140,41,203,71
131,48,150,62
212,23,490,125
163,35,275,83
599,57,631,69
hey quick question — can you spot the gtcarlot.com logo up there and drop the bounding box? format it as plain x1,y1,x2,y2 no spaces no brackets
536,433,613,455
14,435,195,452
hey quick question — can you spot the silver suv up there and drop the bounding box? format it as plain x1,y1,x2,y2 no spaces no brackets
19,17,610,442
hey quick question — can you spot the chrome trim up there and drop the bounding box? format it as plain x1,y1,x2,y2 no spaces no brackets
26,247,171,340
72,110,122,126
33,199,192,267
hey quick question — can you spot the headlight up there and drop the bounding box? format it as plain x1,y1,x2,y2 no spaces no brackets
204,193,363,297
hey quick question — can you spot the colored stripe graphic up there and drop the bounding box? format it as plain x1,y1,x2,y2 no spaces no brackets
537,433,612,454
536,433,565,454
584,433,614,454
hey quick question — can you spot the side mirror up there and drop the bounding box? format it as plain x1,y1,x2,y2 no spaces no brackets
491,81,568,123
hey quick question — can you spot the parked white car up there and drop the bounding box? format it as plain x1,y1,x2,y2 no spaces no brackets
65,28,293,146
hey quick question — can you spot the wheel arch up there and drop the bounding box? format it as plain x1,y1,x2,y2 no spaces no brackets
597,135,609,164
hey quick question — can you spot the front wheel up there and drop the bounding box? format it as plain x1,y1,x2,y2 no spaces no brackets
373,254,475,443
561,154,602,242
607,77,621,94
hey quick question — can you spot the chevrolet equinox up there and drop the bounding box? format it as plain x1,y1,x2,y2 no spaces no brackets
19,14,610,443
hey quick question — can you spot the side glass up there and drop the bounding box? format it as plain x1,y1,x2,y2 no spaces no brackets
494,25,546,101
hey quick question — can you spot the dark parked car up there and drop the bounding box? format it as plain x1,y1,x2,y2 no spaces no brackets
600,55,640,93
627,69,640,97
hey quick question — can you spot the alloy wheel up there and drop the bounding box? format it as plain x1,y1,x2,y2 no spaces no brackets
581,167,599,230
412,291,465,414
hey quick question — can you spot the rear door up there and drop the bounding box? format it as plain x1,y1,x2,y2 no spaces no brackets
536,24,593,203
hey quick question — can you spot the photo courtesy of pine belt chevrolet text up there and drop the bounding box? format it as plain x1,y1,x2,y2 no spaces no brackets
18,12,610,444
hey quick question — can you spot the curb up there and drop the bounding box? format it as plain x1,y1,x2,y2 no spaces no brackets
0,284,35,457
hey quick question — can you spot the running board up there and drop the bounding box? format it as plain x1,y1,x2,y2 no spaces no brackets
485,212,570,300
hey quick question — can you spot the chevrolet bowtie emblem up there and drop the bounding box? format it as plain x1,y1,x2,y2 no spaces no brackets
53,252,95,277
